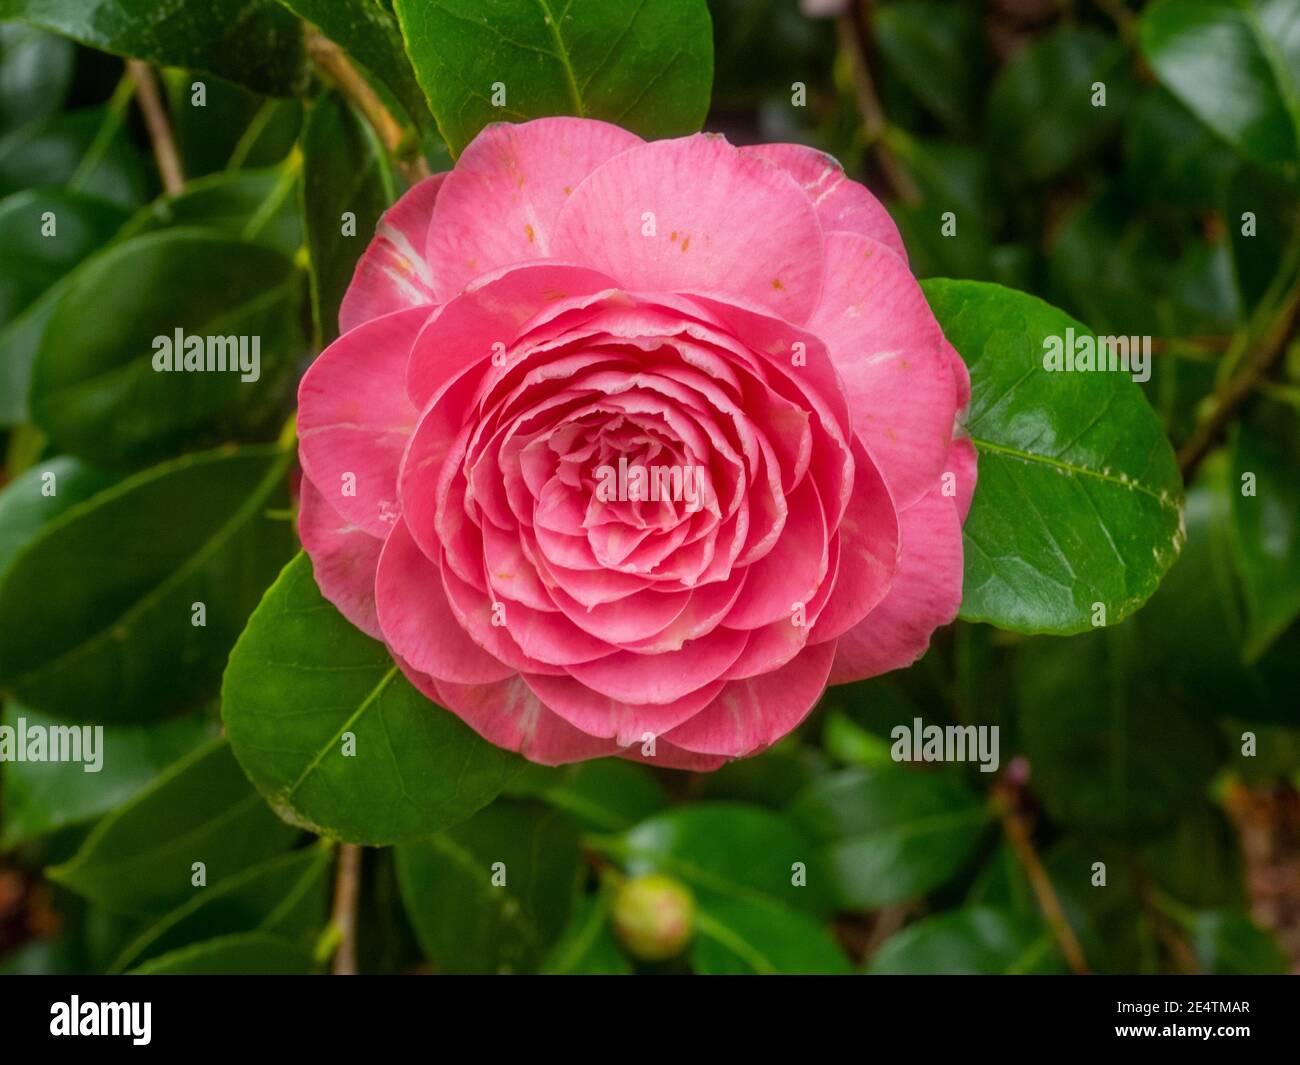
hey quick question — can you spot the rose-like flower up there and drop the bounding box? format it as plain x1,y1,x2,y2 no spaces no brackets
297,118,976,770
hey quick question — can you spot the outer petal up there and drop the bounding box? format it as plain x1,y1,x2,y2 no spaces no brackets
339,173,445,332
298,305,427,537
374,519,513,685
425,118,642,302
829,482,964,684
552,134,825,323
741,142,906,260
661,639,837,757
298,475,384,640
807,231,957,510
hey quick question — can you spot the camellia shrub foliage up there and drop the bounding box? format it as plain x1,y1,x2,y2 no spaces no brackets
0,0,1297,976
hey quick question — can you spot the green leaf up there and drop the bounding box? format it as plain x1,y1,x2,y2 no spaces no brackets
393,0,714,156
871,0,983,132
0,189,130,424
1139,0,1300,170
541,889,632,974
1226,163,1300,311
48,739,298,915
616,802,830,916
693,897,850,975
0,455,117,578
0,444,295,721
222,552,521,844
126,931,316,974
1123,87,1238,211
276,0,430,128
1229,405,1300,658
987,26,1134,183
923,278,1185,635
867,907,1066,975
108,842,332,973
0,23,74,135
791,766,990,909
1016,627,1221,839
30,228,302,466
300,92,395,346
507,758,667,832
395,799,581,974
1186,910,1288,974
0,106,147,207
0,0,310,97
1,702,217,847
120,167,303,258
162,71,302,177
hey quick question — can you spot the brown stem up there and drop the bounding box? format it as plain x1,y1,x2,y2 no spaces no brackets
305,27,430,184
836,4,920,205
330,843,362,975
127,60,184,195
1134,866,1199,974
995,784,1091,975
1178,292,1300,481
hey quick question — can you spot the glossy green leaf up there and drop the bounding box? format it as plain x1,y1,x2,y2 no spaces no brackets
1017,627,1221,839
867,907,1066,975
0,445,295,721
541,889,633,975
872,0,983,132
0,0,310,97
1140,0,1300,170
693,897,850,975
0,23,74,135
222,552,521,844
1229,405,1300,659
791,766,989,908
126,931,316,975
923,278,1185,634
277,0,430,128
508,758,667,832
393,0,714,156
1,702,217,847
987,26,1134,183
0,189,130,424
617,802,831,916
301,93,395,346
0,455,117,577
48,739,298,915
30,228,302,466
163,71,302,177
109,842,332,973
395,800,581,974
0,106,147,207
120,168,303,258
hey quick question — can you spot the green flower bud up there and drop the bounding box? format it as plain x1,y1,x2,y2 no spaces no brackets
611,873,696,962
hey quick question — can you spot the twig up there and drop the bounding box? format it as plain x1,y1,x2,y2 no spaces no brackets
995,784,1091,975
127,60,184,195
836,3,920,205
330,843,362,975
305,27,430,184
1178,291,1300,481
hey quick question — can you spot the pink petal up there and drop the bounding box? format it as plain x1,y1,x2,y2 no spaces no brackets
298,475,384,640
552,134,825,323
521,672,725,746
406,261,617,408
425,117,642,301
741,143,906,260
807,231,957,510
374,518,513,685
563,626,748,705
830,482,964,684
298,305,427,537
339,174,445,333
661,639,837,757
809,441,899,642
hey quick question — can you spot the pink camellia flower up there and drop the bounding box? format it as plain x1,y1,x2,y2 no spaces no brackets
297,118,976,770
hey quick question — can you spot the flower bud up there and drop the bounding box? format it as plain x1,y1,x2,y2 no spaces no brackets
611,874,696,962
